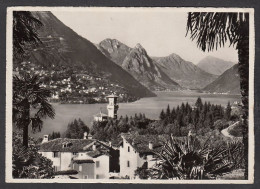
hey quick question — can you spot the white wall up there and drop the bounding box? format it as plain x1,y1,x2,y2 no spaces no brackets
119,138,146,179
94,155,110,179
60,152,74,171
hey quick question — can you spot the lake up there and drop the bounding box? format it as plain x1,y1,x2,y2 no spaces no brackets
31,91,241,138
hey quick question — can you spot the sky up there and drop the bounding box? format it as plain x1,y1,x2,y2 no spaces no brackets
52,8,238,64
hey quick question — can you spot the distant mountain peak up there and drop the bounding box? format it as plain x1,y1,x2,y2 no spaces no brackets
197,56,236,75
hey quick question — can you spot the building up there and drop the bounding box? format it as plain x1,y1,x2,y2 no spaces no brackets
93,94,119,122
93,111,108,122
39,136,119,179
119,133,164,179
106,94,119,119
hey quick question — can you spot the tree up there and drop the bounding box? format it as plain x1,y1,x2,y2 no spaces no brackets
12,132,54,178
195,97,203,110
186,13,249,178
159,110,166,120
225,102,232,120
64,118,90,139
13,11,43,60
13,74,55,148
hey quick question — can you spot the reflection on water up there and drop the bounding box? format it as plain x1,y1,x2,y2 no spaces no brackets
31,91,241,138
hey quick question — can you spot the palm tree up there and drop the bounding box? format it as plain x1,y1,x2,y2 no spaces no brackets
13,11,43,60
186,12,249,179
13,73,55,148
150,135,242,180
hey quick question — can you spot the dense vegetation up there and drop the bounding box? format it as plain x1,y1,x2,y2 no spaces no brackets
135,135,244,180
12,132,54,178
63,118,90,139
91,97,238,143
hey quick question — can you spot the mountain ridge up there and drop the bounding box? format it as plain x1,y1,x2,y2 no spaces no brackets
197,56,236,75
98,39,181,91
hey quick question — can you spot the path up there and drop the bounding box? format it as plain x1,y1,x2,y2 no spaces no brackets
221,121,240,138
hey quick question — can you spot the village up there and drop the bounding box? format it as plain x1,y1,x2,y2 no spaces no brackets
39,94,161,179
14,61,138,104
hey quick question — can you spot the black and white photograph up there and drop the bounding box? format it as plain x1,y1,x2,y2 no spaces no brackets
5,7,255,183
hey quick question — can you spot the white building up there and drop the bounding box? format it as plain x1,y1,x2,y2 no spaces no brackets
119,133,163,179
39,136,119,179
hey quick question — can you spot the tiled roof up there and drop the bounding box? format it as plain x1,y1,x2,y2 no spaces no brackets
121,133,167,155
94,112,107,117
39,138,106,153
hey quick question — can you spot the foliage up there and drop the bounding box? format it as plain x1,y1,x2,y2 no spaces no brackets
135,162,150,179
186,12,249,178
63,118,90,139
149,135,243,180
91,113,151,142
155,98,226,136
186,13,249,52
49,131,61,140
13,11,43,60
13,73,55,147
12,132,54,179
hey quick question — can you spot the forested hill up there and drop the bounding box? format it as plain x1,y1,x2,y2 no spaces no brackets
19,11,155,99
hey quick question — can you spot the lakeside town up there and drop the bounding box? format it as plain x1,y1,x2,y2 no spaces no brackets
10,9,250,182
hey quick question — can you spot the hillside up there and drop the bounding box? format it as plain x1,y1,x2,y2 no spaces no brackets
17,11,155,100
203,64,240,94
153,54,217,89
98,39,181,91
197,56,236,75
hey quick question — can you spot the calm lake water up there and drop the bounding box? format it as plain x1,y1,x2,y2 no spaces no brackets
31,91,241,138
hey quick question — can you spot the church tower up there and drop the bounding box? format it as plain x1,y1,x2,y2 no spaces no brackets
106,94,119,119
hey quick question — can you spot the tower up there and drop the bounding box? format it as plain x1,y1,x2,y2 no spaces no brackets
106,94,119,119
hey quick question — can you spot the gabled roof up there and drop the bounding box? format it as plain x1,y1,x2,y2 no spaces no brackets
121,133,166,155
94,112,107,117
39,138,110,155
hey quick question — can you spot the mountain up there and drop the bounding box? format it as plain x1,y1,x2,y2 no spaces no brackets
98,39,181,91
203,64,240,94
197,56,236,75
21,11,155,98
153,54,217,89
97,39,131,67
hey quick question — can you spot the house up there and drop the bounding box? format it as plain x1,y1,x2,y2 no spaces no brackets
119,133,164,179
39,136,119,179
93,111,108,122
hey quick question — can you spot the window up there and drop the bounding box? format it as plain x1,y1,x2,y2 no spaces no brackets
79,165,82,172
128,146,130,152
53,152,59,158
127,161,130,167
72,152,78,155
96,161,100,168
96,174,99,179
